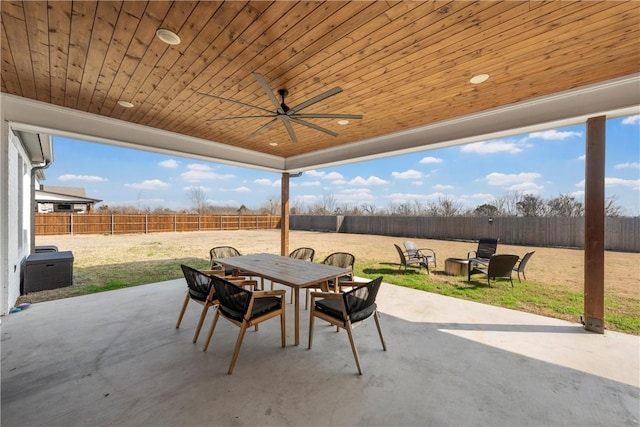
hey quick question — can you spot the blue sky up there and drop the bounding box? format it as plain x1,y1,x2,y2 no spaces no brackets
45,115,639,216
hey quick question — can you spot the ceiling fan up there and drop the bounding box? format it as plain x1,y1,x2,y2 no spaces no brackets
198,72,363,143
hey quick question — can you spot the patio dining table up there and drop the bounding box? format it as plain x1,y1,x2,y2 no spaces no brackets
212,253,351,346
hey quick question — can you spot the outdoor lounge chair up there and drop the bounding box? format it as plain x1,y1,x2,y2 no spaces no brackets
202,275,286,374
403,241,437,268
209,246,262,287
513,250,535,282
467,238,498,266
308,276,386,375
394,244,431,273
468,254,519,287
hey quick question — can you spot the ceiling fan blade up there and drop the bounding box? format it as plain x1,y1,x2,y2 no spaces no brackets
288,87,342,114
253,72,285,114
290,117,338,137
291,113,363,119
249,118,278,138
197,92,273,114
278,116,298,143
207,115,275,122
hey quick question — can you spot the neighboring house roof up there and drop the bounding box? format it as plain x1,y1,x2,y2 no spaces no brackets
35,190,102,204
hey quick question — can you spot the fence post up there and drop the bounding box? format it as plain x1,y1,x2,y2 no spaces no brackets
111,214,114,235
174,215,177,232
145,214,148,234
70,213,74,236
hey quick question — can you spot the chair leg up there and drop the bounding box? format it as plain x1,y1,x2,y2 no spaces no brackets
308,308,316,349
280,308,286,347
176,294,190,329
374,312,387,351
193,304,210,343
202,310,221,352
345,321,362,375
228,322,249,375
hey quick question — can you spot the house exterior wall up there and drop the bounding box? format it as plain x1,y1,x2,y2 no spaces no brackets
1,127,33,315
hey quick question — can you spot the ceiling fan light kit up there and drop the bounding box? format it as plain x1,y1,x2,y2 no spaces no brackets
199,72,362,143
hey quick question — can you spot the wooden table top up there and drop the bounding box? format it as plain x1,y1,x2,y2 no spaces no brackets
212,253,350,289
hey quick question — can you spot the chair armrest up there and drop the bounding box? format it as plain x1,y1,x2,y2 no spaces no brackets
309,291,342,299
418,248,436,256
467,251,477,259
253,289,286,298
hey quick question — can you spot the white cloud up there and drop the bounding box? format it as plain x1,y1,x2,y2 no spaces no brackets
206,198,237,206
324,172,344,180
348,176,389,185
419,156,443,164
571,190,585,198
331,179,347,185
386,192,444,204
577,154,586,161
305,170,325,177
614,162,640,169
181,169,235,182
605,177,640,190
575,178,640,190
621,115,640,125
509,181,543,194
125,179,169,190
234,186,251,192
432,184,454,190
186,163,212,171
463,193,495,200
412,181,423,186
335,188,375,203
58,174,107,182
158,159,179,168
254,178,274,186
484,172,542,186
293,194,318,204
301,181,321,187
460,139,523,154
528,129,582,140
391,169,423,179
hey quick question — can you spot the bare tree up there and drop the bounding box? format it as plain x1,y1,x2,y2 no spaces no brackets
360,203,377,215
320,189,337,214
436,196,463,217
516,194,547,217
494,191,524,216
187,187,208,214
473,203,498,217
546,194,583,217
605,195,626,217
261,196,281,215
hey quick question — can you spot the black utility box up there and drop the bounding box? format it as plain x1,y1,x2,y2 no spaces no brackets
23,251,74,293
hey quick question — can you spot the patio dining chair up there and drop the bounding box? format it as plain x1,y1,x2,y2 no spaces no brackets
467,238,499,268
209,246,262,288
202,275,286,374
308,276,386,375
176,265,256,344
305,252,355,309
468,254,519,287
285,247,315,301
403,241,437,269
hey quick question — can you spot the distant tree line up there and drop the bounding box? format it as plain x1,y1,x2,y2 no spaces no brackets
96,188,630,218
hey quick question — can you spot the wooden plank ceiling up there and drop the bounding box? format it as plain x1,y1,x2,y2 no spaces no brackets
1,1,639,160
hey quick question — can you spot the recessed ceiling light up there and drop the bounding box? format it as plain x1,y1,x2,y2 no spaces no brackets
337,119,349,125
156,29,181,45
470,74,489,84
269,142,278,146
117,100,134,108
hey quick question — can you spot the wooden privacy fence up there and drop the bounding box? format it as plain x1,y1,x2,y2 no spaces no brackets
289,215,640,252
36,213,281,235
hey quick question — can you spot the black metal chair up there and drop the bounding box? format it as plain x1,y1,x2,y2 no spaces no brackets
513,250,535,282
467,238,499,265
403,240,437,269
202,275,286,374
394,244,431,273
308,276,386,375
468,254,520,287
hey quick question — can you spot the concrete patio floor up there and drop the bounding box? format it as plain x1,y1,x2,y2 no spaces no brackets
2,278,639,427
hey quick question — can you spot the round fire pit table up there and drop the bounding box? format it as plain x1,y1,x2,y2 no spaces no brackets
444,258,470,276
